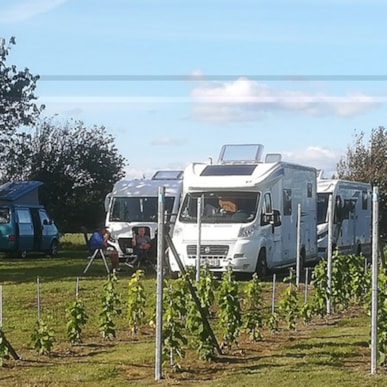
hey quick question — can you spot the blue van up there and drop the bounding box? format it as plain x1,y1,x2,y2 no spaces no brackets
0,181,59,258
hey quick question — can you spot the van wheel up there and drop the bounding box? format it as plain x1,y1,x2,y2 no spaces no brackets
18,250,27,259
49,240,59,257
255,250,267,280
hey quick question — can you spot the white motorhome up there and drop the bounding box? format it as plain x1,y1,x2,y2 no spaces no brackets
169,144,318,278
104,170,183,257
317,177,372,259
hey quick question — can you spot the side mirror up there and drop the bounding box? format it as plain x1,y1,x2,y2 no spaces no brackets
272,209,281,227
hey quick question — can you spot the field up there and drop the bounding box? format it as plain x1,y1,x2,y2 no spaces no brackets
0,235,386,386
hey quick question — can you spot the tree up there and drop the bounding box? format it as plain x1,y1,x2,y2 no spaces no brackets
3,118,126,232
0,37,44,174
337,126,387,241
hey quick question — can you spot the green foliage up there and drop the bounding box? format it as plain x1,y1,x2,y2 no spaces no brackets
99,273,122,340
127,270,147,335
310,259,328,317
368,270,387,367
196,264,217,317
299,303,313,325
65,298,89,344
184,268,218,361
162,277,189,369
266,312,280,334
30,318,55,355
218,266,242,349
278,271,299,330
243,273,264,341
4,118,126,231
0,36,44,173
311,254,371,317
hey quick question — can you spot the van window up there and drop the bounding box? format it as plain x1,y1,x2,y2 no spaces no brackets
17,209,32,224
0,208,10,224
39,209,51,224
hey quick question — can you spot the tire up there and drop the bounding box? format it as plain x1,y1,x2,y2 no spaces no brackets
255,249,267,280
49,240,59,257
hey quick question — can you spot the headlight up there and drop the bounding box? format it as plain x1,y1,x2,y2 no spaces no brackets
318,231,328,239
238,224,255,238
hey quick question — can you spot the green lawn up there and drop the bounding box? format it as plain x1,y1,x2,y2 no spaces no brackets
0,243,386,386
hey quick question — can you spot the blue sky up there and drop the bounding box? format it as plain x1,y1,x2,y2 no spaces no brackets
2,0,386,179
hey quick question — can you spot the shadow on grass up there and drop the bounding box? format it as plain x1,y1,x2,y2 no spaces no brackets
0,251,157,283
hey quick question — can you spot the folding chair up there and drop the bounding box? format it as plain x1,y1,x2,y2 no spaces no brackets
124,248,156,272
123,247,139,269
83,248,110,274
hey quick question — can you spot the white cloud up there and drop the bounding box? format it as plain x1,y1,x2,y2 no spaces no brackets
190,77,382,122
282,146,343,177
0,0,69,23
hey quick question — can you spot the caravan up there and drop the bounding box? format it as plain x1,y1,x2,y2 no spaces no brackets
169,144,318,278
104,170,183,258
317,177,372,258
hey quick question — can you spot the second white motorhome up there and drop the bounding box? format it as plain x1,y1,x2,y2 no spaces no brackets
104,170,184,258
317,177,372,259
169,144,318,278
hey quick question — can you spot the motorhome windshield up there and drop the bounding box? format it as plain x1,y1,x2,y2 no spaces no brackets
109,196,175,222
179,192,259,224
317,193,329,225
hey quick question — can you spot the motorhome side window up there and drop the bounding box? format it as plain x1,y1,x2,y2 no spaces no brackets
362,191,368,210
283,189,292,216
334,196,343,223
317,193,329,225
307,183,313,198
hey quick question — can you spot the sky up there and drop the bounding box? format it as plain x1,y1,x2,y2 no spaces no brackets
2,0,387,181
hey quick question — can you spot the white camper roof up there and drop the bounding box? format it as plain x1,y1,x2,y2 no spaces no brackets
112,170,183,197
184,159,315,192
317,178,371,194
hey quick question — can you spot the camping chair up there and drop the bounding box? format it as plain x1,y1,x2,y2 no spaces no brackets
125,249,156,272
83,248,110,274
81,227,110,274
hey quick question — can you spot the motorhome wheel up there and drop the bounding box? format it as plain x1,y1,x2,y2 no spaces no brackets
256,250,267,280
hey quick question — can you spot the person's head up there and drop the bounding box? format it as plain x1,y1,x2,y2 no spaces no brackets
138,227,146,236
98,223,107,235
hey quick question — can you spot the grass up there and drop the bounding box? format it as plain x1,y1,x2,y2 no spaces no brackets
0,241,386,386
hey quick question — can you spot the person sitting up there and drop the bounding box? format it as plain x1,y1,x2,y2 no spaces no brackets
88,224,120,272
128,227,151,268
